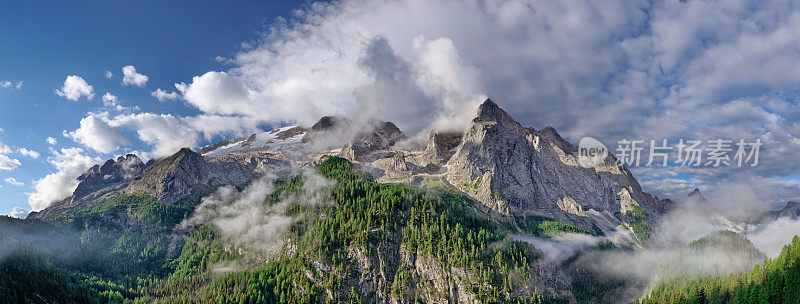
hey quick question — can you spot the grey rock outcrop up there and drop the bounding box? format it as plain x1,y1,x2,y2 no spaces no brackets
29,154,146,219
420,131,462,166
124,148,213,203
73,154,145,202
444,99,660,233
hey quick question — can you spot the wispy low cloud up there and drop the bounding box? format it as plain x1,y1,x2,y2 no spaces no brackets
179,169,334,268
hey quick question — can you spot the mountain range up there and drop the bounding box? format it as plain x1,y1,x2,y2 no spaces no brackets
3,99,796,303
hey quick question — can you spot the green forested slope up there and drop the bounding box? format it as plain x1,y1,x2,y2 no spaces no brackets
639,235,800,304
0,157,564,303
141,156,554,303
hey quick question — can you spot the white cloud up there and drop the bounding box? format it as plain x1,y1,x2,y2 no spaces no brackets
43,0,800,208
0,154,21,170
46,137,57,145
66,113,130,154
105,70,113,79
99,92,139,113
17,148,39,159
63,110,262,160
121,65,148,87
150,88,180,102
102,92,117,103
108,113,199,159
0,141,20,170
0,80,22,90
181,71,256,116
170,0,800,204
9,206,27,218
28,147,101,211
5,177,23,186
55,75,94,101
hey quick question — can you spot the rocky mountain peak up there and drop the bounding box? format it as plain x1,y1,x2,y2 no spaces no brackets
475,99,503,121
72,153,145,202
688,188,707,203
310,116,344,131
445,99,661,235
125,147,212,203
474,98,524,131
540,126,577,154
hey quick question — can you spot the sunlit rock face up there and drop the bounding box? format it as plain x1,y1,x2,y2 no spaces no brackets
442,99,663,235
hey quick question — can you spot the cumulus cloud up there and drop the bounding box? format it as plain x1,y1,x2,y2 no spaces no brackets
99,92,138,112
66,113,130,154
0,142,21,170
150,88,180,102
108,112,197,159
102,92,117,104
55,75,94,101
46,137,57,145
17,148,39,159
121,65,149,87
64,109,263,160
28,147,101,211
104,70,113,79
5,177,23,186
0,155,21,170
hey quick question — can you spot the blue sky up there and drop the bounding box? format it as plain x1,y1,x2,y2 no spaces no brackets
0,0,300,215
2,0,800,217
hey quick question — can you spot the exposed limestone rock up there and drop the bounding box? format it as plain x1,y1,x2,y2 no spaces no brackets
73,154,145,202
444,99,660,232
420,130,462,166
390,152,407,171
124,148,213,203
29,154,146,219
618,188,640,215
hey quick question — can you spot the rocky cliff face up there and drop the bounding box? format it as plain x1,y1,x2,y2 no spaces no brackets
124,148,213,203
443,99,660,234
31,148,261,220
73,154,145,202
420,131,462,166
30,154,146,219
